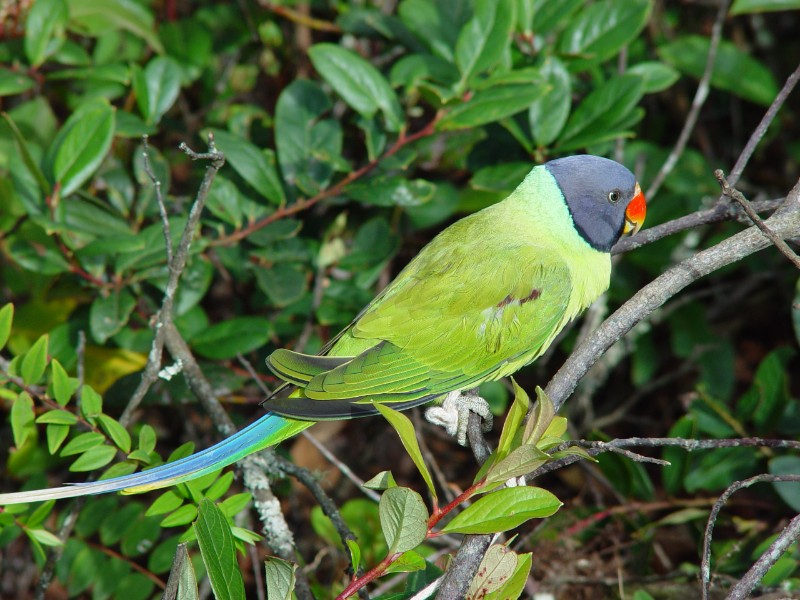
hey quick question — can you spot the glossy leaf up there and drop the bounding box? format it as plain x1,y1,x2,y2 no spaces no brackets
36,410,78,426
66,0,164,53
530,0,584,35
24,0,68,67
133,57,182,125
731,0,800,13
383,549,427,574
441,486,562,534
89,289,136,344
485,444,549,485
455,0,515,88
51,359,79,406
628,61,680,93
98,414,132,453
69,444,117,471
379,487,429,554
346,176,436,207
80,385,103,419
51,100,116,196
308,43,404,132
47,424,70,454
195,499,245,600
769,456,800,512
61,431,105,456
21,334,49,386
146,490,184,516
439,82,545,130
161,504,199,527
658,35,779,106
191,316,272,360
211,129,286,205
529,56,571,147
11,392,36,449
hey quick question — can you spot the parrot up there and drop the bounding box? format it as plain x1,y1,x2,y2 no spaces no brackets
0,155,646,505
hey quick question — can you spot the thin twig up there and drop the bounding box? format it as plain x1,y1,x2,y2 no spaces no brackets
715,170,800,270
645,0,730,200
141,135,172,265
701,474,800,600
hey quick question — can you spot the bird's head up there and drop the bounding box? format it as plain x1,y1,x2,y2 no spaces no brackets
545,155,646,252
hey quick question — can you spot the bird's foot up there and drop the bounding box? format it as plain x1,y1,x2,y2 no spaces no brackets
425,390,493,447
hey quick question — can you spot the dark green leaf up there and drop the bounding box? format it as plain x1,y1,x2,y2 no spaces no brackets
191,317,272,360
379,487,429,554
470,162,531,194
558,0,652,68
254,263,308,308
134,57,182,125
0,68,35,97
24,0,68,66
529,56,571,147
346,176,436,207
89,289,136,344
308,43,404,131
0,303,13,351
662,415,697,495
211,129,286,205
51,100,116,196
530,0,584,35
66,0,164,53
375,403,437,498
439,82,546,130
658,35,779,106
769,456,800,512
628,61,680,93
455,0,515,88
441,486,562,534
195,499,245,600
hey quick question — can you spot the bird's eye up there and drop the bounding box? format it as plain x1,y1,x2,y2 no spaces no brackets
608,190,621,203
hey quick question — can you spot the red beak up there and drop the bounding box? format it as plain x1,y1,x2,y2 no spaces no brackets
623,183,646,235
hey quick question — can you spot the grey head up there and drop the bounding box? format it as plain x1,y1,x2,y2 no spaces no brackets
545,155,645,252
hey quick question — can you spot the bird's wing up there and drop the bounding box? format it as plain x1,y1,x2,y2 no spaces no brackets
269,242,575,405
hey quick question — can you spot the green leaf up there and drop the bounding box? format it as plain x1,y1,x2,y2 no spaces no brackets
658,35,779,106
558,74,644,150
383,549,427,574
61,431,105,456
558,0,652,68
24,0,68,66
346,539,362,570
11,392,36,448
191,316,273,360
26,528,64,547
195,499,246,600
485,445,550,485
51,99,116,196
363,470,398,491
530,0,584,35
98,414,132,453
0,303,14,351
793,278,800,347
379,487,429,554
36,409,78,425
522,386,554,446
69,444,117,471
146,490,185,517
308,43,404,132
80,385,103,419
628,61,681,94
374,403,437,498
529,56,571,147
0,68,35,97
211,129,286,205
441,486,562,534
769,456,800,512
264,557,296,600
275,79,341,196
254,263,308,308
346,176,436,207
174,543,199,600
66,0,163,53
51,359,79,406
455,0,515,88
21,333,49,385
133,57,182,125
439,82,545,130
496,378,530,460
731,0,800,14
139,425,156,454
89,289,136,344
662,415,696,495
161,504,199,528
205,471,235,501
47,424,70,454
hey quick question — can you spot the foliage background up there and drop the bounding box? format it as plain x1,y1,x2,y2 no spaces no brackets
0,0,799,598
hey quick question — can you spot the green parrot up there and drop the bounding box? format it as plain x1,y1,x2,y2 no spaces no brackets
0,155,646,504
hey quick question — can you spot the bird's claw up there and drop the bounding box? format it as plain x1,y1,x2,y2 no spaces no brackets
425,390,493,446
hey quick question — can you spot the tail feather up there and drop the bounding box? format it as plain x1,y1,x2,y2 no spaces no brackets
0,413,312,505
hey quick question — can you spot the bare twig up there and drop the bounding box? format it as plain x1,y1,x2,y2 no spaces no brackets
645,0,730,199
716,170,800,270
141,135,172,265
701,474,800,600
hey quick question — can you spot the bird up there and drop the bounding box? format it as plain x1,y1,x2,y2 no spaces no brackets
0,155,646,505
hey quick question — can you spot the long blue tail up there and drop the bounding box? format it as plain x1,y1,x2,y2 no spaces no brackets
0,413,312,505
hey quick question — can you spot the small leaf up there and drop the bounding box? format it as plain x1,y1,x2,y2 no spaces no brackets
51,359,79,406
441,486,562,535
26,528,64,547
205,471,235,501
147,490,185,517
61,431,105,456
210,129,286,205
439,82,546,130
69,444,117,472
455,0,515,88
21,334,49,385
374,403,436,498
731,0,800,14
161,504,199,528
133,56,182,124
66,0,164,53
0,303,13,350
195,499,246,600
36,410,78,425
346,539,362,570
80,385,103,419
0,68,35,97
47,424,70,454
218,492,252,518
98,414,132,453
522,386,555,446
769,456,800,512
139,425,156,454
264,557,296,600
363,470,398,491
379,487,429,554
485,445,550,485
497,378,531,460
191,316,273,360
383,549,427,575
308,43,403,132
11,392,36,448
628,61,680,93
529,56,571,147
89,289,137,344
467,544,518,597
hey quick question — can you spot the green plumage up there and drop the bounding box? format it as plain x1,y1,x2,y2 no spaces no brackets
266,165,611,419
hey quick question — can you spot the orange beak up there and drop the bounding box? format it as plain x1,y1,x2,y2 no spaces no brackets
623,183,646,235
